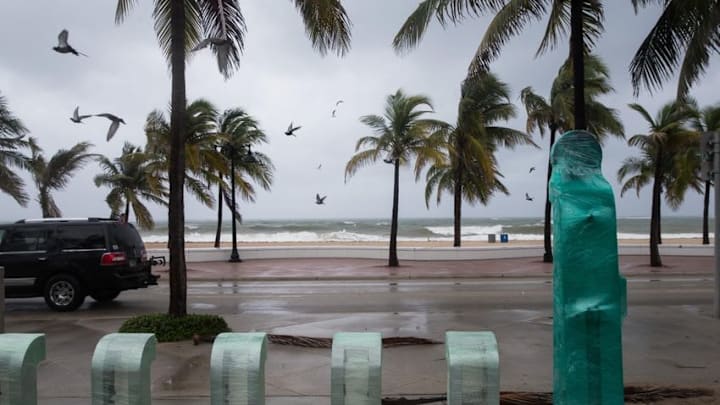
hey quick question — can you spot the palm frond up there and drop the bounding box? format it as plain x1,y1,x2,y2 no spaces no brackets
292,0,352,56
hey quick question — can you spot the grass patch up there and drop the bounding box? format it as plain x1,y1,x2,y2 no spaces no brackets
119,313,231,342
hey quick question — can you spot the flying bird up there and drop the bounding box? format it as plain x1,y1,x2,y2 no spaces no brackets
53,29,87,56
95,113,125,141
315,194,327,205
317,164,322,170
529,167,536,173
525,193,534,201
285,122,301,136
331,109,336,118
70,106,91,123
335,100,344,106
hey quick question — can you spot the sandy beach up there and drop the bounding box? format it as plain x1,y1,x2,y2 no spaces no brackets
145,237,711,250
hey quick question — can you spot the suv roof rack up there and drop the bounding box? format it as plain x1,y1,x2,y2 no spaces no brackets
15,217,116,224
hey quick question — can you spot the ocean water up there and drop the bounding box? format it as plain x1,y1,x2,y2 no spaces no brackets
138,217,707,243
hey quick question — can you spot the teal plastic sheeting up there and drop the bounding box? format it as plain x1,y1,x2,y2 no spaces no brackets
549,130,627,405
331,332,382,405
445,331,499,405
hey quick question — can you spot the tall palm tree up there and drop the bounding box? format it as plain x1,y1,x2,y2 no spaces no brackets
94,142,168,230
630,0,720,98
425,73,535,247
145,99,226,208
0,93,31,206
691,103,720,245
115,0,352,316
214,109,273,248
345,89,445,267
393,0,603,129
27,139,97,218
617,101,696,267
521,55,624,262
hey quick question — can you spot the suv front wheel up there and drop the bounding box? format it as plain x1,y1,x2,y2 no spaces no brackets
44,274,86,311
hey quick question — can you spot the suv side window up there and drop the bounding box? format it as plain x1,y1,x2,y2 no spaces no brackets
0,228,50,252
58,225,107,250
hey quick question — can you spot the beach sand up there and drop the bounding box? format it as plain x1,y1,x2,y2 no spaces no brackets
145,237,710,250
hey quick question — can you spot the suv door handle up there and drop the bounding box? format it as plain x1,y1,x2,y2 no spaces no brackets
37,257,47,262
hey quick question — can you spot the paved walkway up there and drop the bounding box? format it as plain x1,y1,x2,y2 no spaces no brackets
153,255,716,281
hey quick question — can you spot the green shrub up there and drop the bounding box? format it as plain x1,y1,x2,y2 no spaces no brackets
119,313,231,342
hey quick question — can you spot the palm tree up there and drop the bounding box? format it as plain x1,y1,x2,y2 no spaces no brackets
115,0,352,316
345,89,445,267
27,139,97,218
214,109,273,248
521,55,624,262
617,101,696,267
145,99,227,208
630,0,720,98
0,93,32,206
393,0,603,129
425,73,535,247
691,103,720,244
94,142,168,230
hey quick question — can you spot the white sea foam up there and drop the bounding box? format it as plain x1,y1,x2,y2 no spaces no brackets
426,225,504,236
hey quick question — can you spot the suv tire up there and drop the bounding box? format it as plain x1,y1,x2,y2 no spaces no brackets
44,274,86,311
90,290,120,303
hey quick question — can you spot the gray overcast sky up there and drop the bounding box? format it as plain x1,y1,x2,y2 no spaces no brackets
0,1,718,222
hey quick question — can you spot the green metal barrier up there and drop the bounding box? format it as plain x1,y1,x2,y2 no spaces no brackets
445,331,499,405
331,332,382,405
91,333,156,405
210,332,267,405
0,334,45,405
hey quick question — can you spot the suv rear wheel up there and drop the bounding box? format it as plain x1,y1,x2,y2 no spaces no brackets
90,290,120,303
44,274,85,311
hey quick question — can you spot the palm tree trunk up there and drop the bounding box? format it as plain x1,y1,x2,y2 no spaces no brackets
657,205,662,244
389,160,400,267
543,127,557,263
40,190,49,218
124,199,130,222
570,0,586,130
703,180,710,244
650,150,663,267
167,0,188,317
453,169,462,247
214,183,223,248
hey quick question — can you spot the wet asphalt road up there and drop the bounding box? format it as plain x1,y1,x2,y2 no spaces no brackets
4,275,713,318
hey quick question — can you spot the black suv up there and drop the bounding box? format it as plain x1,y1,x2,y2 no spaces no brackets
0,218,159,311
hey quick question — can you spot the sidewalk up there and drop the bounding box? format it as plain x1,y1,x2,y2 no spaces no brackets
154,254,716,281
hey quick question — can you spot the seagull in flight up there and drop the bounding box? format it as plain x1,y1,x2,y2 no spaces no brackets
335,100,344,106
317,164,322,170
331,109,337,118
53,29,87,56
95,113,125,141
525,193,534,201
70,107,92,123
529,167,536,173
285,122,301,136
315,194,327,205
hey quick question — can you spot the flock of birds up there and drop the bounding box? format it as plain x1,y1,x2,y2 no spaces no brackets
285,100,345,206
54,28,539,208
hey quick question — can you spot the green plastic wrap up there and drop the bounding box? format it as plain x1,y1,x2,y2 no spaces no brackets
0,333,46,405
445,331,499,405
549,130,627,404
91,333,156,405
210,332,267,405
331,332,382,405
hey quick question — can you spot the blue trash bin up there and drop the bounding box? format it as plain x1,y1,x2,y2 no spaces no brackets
500,233,509,243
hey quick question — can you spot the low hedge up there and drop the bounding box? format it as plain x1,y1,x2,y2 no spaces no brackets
119,313,231,342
